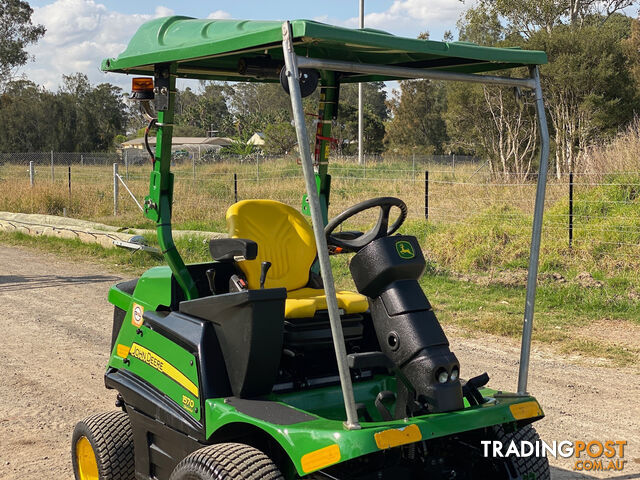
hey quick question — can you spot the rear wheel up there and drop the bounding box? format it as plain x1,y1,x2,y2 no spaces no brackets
71,410,135,480
495,424,550,480
169,443,284,480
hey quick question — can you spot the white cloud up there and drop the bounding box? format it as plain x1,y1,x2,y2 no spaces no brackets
322,0,468,37
208,10,232,20
16,0,186,91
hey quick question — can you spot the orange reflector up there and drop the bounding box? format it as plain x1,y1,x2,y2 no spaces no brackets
300,444,341,473
132,77,154,92
116,344,130,359
509,401,543,420
374,424,422,450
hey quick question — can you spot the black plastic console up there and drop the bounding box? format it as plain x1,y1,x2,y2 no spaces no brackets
350,235,464,413
179,288,286,398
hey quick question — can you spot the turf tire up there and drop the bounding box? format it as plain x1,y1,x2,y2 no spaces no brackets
71,410,135,480
494,424,550,480
169,443,284,480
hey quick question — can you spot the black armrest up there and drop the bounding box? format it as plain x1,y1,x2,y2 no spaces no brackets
209,238,258,262
347,351,394,370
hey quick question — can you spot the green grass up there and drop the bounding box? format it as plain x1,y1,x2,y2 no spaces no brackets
0,230,210,275
560,339,637,366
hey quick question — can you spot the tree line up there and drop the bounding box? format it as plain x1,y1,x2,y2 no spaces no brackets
1,0,640,176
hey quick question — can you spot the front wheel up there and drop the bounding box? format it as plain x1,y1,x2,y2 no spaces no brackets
71,410,135,480
170,443,284,480
495,424,550,480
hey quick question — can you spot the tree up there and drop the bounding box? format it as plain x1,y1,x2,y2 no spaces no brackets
449,4,538,177
457,3,504,45
0,79,47,151
0,74,127,152
263,122,297,155
0,0,45,84
176,82,232,136
446,82,538,177
339,82,389,121
450,3,639,176
475,0,635,38
384,80,448,154
527,14,639,175
381,32,448,155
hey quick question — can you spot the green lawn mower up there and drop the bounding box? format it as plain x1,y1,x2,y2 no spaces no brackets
72,17,553,480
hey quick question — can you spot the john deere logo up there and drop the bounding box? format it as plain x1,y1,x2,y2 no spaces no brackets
396,241,415,259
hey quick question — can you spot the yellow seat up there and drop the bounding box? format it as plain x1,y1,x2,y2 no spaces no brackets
285,288,370,318
226,200,369,319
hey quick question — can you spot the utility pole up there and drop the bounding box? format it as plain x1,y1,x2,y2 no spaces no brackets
358,0,364,165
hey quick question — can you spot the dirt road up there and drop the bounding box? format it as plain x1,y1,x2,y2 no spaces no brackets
0,245,638,479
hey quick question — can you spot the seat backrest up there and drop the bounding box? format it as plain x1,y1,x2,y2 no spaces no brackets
226,200,317,291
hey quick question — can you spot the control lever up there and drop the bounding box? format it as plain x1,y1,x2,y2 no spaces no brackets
259,261,272,289
205,269,216,294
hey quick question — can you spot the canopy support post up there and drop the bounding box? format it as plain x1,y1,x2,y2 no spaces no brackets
145,63,198,301
282,21,360,430
517,66,550,394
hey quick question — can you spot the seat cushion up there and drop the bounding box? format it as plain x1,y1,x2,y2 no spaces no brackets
285,287,369,319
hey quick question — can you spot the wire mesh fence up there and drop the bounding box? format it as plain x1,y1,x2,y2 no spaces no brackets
1,150,639,264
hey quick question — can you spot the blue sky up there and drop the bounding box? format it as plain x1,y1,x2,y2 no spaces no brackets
19,0,470,91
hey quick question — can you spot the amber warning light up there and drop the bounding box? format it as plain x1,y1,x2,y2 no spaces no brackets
130,77,154,100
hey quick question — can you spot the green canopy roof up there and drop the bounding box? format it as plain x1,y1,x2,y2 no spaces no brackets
102,17,547,83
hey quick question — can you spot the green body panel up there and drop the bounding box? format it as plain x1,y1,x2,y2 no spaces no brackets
203,378,543,476
101,18,547,83
107,266,174,379
107,284,133,311
122,325,200,421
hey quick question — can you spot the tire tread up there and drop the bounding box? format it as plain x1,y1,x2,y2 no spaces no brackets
170,443,284,480
72,410,135,480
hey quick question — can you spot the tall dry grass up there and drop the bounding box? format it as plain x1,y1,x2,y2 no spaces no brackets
580,119,640,175
0,155,571,231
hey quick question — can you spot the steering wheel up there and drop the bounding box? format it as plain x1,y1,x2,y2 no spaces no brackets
325,197,407,252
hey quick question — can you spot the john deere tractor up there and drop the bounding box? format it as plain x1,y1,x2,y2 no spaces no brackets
72,17,552,480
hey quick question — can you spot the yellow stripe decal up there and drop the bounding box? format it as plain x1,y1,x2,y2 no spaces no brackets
300,444,341,473
129,343,198,398
374,424,422,449
509,401,542,420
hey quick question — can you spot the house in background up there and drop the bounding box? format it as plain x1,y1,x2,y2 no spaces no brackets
247,132,265,146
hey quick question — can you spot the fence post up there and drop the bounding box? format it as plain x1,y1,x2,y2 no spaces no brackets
192,154,196,183
452,153,456,177
113,163,119,216
234,173,238,203
68,166,72,202
569,171,574,249
412,153,416,181
256,155,260,183
29,161,35,187
81,154,84,167
125,150,129,180
424,170,429,220
51,150,54,183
